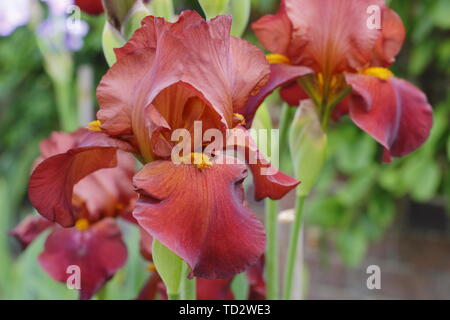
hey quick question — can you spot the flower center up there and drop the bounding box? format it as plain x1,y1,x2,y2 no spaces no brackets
266,53,291,65
183,152,213,169
86,120,102,132
361,67,394,81
75,218,90,231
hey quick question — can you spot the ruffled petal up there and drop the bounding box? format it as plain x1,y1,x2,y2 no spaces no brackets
97,48,156,136
345,74,433,157
252,0,293,55
132,154,266,279
284,0,385,74
38,218,127,300
245,64,312,126
10,215,53,249
29,130,134,227
227,127,300,200
371,8,405,67
110,11,270,143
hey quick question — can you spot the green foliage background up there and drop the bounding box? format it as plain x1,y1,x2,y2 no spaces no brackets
0,0,448,298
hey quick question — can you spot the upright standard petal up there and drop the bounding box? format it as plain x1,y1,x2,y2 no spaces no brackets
344,74,433,157
133,154,266,279
371,8,406,67
38,218,127,300
252,0,293,55
284,0,385,74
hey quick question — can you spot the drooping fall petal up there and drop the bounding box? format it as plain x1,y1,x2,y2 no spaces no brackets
38,218,127,300
245,64,312,125
344,74,433,157
283,0,385,74
73,151,137,221
227,127,300,201
28,130,134,227
133,154,266,279
10,215,53,249
197,278,234,300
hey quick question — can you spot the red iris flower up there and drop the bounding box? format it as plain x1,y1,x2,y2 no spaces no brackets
28,11,300,280
75,0,104,16
252,0,433,159
15,130,137,299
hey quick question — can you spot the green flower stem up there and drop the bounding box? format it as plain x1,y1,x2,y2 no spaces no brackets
283,195,306,300
54,80,77,132
265,198,279,300
181,264,196,300
168,293,180,300
279,104,295,160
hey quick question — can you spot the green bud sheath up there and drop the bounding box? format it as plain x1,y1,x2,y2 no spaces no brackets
198,0,230,19
289,99,328,196
152,239,184,297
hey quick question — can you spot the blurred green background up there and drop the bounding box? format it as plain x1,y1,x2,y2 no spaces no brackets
0,0,448,299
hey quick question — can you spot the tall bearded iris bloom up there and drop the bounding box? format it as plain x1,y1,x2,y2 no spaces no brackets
252,0,433,159
28,11,301,279
14,130,137,299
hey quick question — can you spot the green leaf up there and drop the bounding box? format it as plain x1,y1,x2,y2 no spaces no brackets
431,0,450,29
408,41,434,76
409,158,441,202
336,229,368,267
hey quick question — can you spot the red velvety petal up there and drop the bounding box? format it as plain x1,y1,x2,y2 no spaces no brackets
227,127,300,201
97,48,156,136
139,227,153,261
247,256,266,300
197,278,234,300
136,273,161,300
245,64,312,126
284,0,385,73
10,215,53,249
252,0,293,55
345,74,433,157
29,130,134,227
372,8,405,67
38,218,127,300
75,0,103,15
132,154,266,279
113,11,269,132
280,82,309,107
